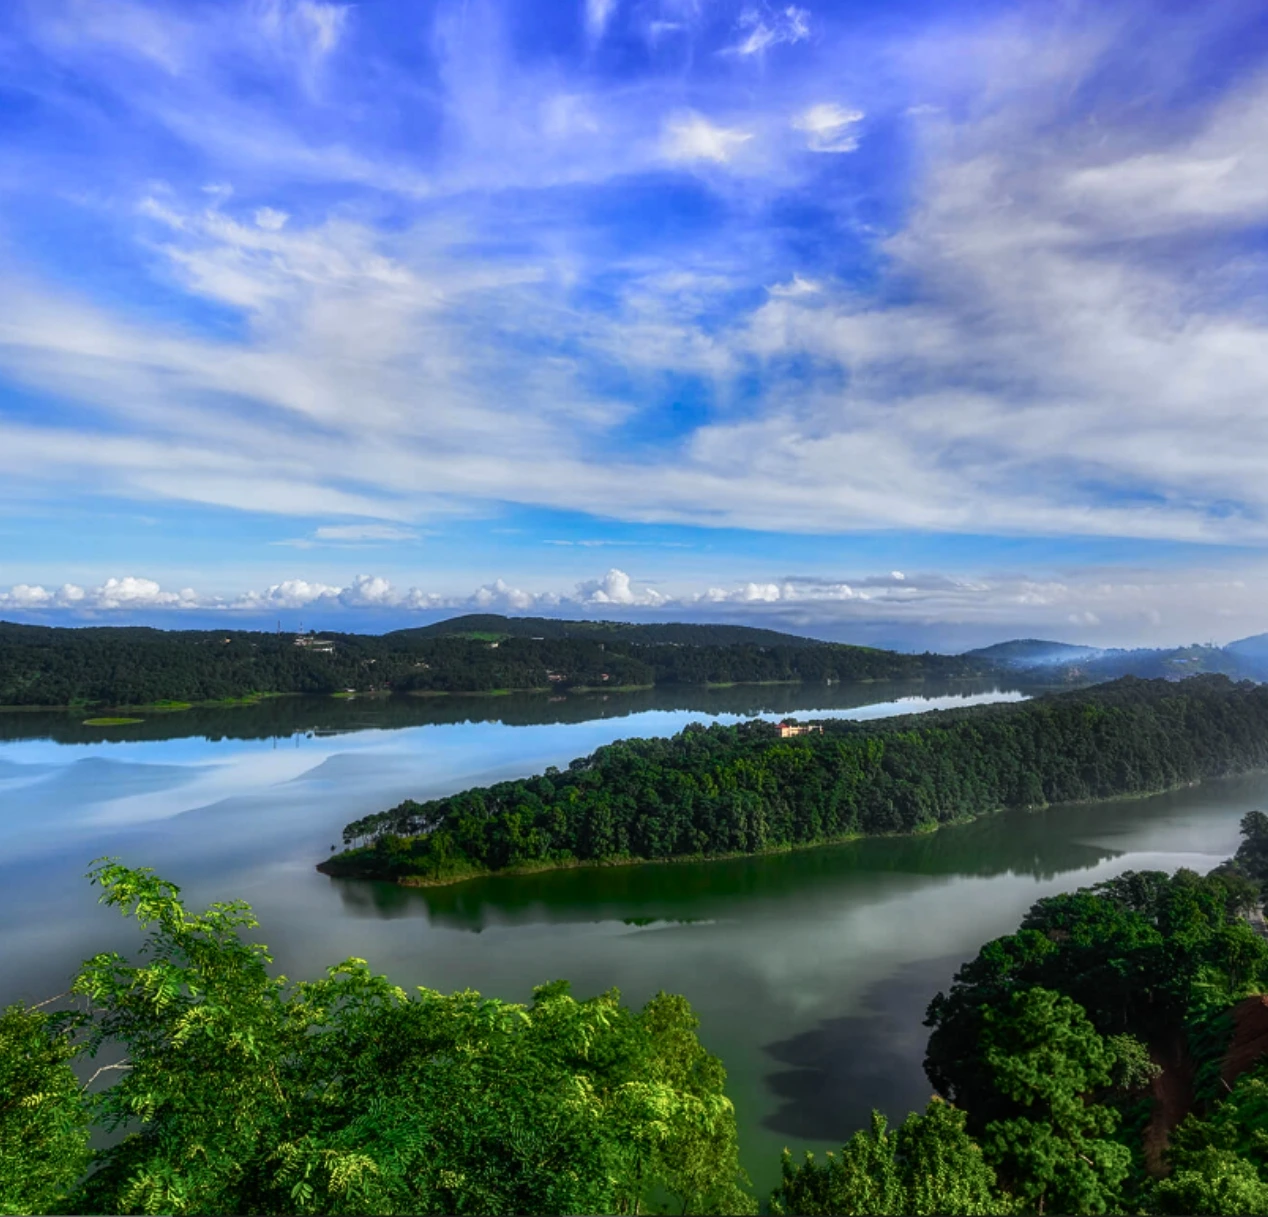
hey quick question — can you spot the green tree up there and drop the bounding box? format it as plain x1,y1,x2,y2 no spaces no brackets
977,987,1132,1215
1147,1059,1268,1214
0,1002,90,1216
770,1099,1012,1216
1150,1147,1268,1215
63,859,752,1216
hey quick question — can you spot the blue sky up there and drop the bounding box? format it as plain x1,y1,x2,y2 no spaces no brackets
2,0,1268,649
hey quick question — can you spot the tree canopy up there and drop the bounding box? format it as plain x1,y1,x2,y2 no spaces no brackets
2,861,754,1216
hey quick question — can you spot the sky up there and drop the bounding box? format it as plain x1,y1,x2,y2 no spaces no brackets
1,0,1268,650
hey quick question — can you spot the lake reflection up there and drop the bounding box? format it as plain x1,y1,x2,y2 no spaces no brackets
0,682,1262,1200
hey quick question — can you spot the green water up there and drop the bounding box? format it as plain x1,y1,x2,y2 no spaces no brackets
0,682,1260,1200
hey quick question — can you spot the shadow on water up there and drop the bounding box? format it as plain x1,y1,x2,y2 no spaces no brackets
761,954,965,1143
329,805,1121,932
0,679,1031,746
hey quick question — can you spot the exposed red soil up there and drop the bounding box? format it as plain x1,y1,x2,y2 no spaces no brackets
1142,1030,1195,1176
1220,993,1268,1091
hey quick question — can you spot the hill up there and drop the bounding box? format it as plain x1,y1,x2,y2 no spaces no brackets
963,638,1105,669
1226,632,1268,679
394,614,827,648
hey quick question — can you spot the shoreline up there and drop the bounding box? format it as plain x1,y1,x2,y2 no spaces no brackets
0,671,1022,714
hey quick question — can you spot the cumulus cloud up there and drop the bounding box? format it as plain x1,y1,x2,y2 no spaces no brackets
576,568,667,606
662,112,753,163
234,579,343,609
0,577,194,611
3,564,1268,647
792,103,863,152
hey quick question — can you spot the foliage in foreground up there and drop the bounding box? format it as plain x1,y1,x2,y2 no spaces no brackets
770,1098,1014,1216
1,861,753,1216
0,1003,90,1216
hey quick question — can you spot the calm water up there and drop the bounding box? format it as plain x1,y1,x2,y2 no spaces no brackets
1,680,1262,1199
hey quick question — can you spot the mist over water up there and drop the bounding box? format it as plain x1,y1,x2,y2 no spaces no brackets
0,682,1260,1197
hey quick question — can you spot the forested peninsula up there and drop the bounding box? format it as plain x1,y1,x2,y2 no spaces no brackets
0,616,990,709
321,675,1268,887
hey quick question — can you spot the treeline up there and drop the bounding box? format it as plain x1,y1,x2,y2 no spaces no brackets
323,675,1268,886
776,810,1268,1215
0,619,988,708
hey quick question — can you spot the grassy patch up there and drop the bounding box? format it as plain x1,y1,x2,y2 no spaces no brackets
83,716,144,726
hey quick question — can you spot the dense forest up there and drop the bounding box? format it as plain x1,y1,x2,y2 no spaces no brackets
6,823,1268,1213
322,675,1268,887
0,618,990,708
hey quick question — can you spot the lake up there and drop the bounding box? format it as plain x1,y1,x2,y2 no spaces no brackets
1,679,1262,1201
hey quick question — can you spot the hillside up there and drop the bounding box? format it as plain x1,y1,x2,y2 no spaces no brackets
0,618,987,708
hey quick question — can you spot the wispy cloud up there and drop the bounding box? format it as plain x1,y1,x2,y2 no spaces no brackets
661,111,754,163
792,103,863,152
2,0,1268,641
723,5,810,57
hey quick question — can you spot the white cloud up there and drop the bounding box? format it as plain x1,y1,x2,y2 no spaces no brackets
0,577,193,611
338,573,395,606
236,579,343,609
724,6,810,57
6,5,1268,557
792,103,864,152
662,112,753,163
576,568,667,606
585,0,619,41
254,207,290,231
94,577,197,609
258,0,349,58
312,524,418,542
470,578,542,611
768,274,821,297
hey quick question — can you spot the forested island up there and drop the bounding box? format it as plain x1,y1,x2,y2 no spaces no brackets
321,675,1268,887
7,817,1268,1214
0,616,990,709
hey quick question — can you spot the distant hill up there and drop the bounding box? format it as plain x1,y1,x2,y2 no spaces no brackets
967,636,1262,683
963,639,1105,669
1225,632,1268,678
393,614,828,649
